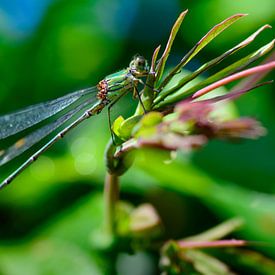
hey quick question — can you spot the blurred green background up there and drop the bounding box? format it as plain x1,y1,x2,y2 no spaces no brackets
0,0,274,274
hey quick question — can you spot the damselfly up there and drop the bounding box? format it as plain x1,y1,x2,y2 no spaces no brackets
0,55,149,190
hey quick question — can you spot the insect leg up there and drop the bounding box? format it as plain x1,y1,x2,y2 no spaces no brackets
134,85,146,114
107,92,128,144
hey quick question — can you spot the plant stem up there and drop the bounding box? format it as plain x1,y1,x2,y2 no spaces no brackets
192,61,275,99
177,239,246,249
183,217,244,242
104,172,120,236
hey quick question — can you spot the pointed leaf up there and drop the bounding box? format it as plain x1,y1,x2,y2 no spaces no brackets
156,39,274,107
198,81,273,104
135,45,161,114
155,10,188,83
159,13,247,89
184,250,235,275
193,61,275,99
225,248,275,275
154,24,272,105
184,217,244,242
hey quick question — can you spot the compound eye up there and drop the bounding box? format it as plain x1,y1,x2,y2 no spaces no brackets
137,58,145,67
129,55,148,74
136,58,146,71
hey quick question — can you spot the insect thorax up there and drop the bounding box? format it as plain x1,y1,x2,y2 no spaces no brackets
96,68,135,101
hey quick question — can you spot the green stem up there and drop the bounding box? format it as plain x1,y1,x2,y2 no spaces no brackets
183,217,244,242
103,139,133,237
104,172,120,236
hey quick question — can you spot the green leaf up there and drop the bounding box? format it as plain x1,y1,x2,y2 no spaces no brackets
118,115,142,140
184,250,235,275
225,248,275,275
188,40,274,97
134,149,275,256
42,194,104,249
0,194,105,275
159,13,247,90
155,10,188,83
150,45,162,73
192,61,275,99
139,112,163,127
132,112,163,138
154,24,271,105
0,240,102,275
184,217,244,242
135,45,162,115
112,116,125,137
156,39,274,108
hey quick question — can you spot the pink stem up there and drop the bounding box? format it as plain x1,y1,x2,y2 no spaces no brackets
230,52,275,93
192,62,275,99
178,239,247,249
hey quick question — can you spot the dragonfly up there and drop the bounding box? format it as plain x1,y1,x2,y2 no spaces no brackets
0,55,149,190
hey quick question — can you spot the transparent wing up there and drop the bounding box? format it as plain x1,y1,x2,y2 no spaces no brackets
0,96,98,166
0,86,97,140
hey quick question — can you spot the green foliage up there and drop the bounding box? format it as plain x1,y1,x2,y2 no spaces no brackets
154,25,273,107
0,1,275,274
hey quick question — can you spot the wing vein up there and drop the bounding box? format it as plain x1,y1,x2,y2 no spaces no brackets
0,96,98,166
0,87,97,139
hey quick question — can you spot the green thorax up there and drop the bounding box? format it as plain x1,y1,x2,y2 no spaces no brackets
104,68,135,101
105,69,129,89
98,55,149,102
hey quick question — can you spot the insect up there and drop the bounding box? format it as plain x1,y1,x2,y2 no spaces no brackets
0,55,149,189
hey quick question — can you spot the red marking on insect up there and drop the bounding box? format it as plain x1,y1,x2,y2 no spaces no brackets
97,80,108,100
